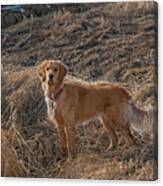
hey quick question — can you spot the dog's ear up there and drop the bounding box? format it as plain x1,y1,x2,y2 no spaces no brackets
36,61,47,81
58,62,68,84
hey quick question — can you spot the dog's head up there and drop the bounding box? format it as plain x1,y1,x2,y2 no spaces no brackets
37,60,68,85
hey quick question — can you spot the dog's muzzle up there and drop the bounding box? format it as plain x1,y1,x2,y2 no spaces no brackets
49,74,54,81
48,74,55,84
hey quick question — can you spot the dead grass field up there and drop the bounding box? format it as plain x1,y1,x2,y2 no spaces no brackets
1,2,158,180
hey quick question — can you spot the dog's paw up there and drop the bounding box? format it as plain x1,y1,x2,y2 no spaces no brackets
67,151,76,161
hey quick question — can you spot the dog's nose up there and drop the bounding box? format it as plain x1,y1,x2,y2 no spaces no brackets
49,74,54,81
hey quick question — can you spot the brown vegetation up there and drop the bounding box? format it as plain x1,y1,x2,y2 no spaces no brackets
1,2,157,180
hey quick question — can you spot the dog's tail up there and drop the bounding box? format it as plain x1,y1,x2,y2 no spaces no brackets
127,100,154,134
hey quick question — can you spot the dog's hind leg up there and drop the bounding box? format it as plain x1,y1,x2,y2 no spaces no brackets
100,116,118,150
119,122,137,146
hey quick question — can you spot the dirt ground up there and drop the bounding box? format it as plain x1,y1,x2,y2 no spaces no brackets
1,2,158,180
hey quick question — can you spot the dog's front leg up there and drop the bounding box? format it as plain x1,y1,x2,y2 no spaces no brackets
57,124,67,156
65,123,76,159
54,114,67,156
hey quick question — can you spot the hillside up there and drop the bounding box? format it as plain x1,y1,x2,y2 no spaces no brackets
1,2,158,180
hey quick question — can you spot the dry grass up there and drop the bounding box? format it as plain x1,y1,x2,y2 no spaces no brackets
1,2,157,180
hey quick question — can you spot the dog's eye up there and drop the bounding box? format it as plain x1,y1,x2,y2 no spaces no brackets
46,67,50,71
54,68,58,72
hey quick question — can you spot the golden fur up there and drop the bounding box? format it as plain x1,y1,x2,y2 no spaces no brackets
37,60,146,159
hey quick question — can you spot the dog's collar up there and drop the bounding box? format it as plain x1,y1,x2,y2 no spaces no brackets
51,84,64,101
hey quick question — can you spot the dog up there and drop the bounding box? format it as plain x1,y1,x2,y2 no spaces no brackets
37,60,147,159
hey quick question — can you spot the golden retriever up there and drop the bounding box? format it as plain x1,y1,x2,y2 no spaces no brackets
37,60,147,159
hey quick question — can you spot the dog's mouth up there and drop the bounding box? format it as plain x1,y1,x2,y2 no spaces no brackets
48,80,54,85
47,79,56,87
